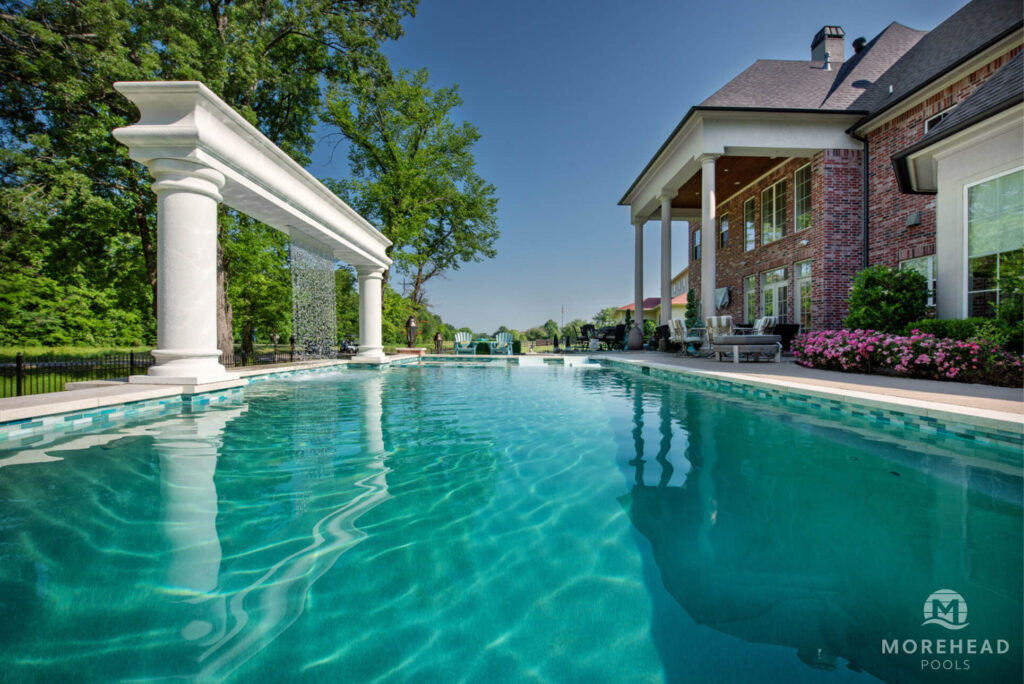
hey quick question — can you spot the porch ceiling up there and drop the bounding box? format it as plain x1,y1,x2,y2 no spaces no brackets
671,156,781,209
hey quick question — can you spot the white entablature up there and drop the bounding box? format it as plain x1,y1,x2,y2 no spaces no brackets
113,81,391,269
113,81,391,384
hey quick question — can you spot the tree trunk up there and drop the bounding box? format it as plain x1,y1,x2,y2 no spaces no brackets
130,184,158,321
217,238,235,367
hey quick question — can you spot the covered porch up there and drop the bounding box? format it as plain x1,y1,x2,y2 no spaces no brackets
619,108,861,346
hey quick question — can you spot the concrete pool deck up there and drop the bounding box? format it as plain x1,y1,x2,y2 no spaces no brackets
0,352,1020,433
582,351,1023,417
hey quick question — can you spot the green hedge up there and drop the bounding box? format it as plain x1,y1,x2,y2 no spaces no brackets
905,317,1023,353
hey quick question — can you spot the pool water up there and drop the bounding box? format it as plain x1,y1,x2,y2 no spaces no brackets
0,365,1020,683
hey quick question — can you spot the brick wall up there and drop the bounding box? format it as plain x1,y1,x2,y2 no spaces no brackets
865,47,1021,266
687,151,862,331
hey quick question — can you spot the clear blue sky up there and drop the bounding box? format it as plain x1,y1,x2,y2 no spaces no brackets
307,0,966,334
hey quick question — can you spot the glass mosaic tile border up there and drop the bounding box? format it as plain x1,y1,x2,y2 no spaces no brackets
598,358,1023,454
0,388,243,450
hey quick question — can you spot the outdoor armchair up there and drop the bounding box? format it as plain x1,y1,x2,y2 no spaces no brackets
492,331,513,355
454,331,474,355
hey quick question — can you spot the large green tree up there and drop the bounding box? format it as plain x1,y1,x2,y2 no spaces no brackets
323,67,498,306
0,0,416,355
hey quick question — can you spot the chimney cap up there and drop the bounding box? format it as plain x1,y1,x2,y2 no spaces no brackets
811,25,845,49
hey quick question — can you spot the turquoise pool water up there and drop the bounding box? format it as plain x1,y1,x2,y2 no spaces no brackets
0,365,1020,683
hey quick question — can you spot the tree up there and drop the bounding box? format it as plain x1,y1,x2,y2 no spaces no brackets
593,307,618,327
323,67,499,305
543,319,559,338
0,0,417,352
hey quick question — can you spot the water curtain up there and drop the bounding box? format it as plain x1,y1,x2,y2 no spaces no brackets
290,234,337,359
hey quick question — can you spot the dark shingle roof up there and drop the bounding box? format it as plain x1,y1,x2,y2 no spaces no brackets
851,0,1023,118
699,22,926,111
922,50,1023,139
820,23,927,109
700,60,841,109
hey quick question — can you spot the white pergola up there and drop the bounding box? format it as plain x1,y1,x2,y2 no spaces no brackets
113,81,392,385
620,108,861,340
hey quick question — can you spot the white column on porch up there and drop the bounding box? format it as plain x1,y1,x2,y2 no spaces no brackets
355,265,387,363
699,154,720,321
134,158,230,385
659,193,673,326
630,219,645,349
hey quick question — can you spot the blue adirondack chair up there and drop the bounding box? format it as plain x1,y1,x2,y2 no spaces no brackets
454,331,474,355
492,331,513,355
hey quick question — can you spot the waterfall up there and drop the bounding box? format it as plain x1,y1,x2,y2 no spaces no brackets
290,234,337,359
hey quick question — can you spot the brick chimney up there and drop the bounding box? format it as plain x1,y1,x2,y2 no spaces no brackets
811,26,845,62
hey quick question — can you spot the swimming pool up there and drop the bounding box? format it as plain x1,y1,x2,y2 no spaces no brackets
0,364,1020,682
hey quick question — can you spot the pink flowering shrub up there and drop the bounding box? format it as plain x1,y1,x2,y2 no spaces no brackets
791,329,1023,387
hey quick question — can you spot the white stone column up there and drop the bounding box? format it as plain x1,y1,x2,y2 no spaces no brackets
132,158,231,386
355,265,387,363
659,193,673,326
699,154,720,321
630,219,645,349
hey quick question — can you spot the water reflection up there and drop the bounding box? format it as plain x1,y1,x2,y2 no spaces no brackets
616,378,1023,683
192,373,390,680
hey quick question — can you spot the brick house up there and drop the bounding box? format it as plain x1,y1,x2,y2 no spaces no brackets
618,0,1022,338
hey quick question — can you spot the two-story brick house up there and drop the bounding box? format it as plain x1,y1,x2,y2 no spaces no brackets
618,0,1022,338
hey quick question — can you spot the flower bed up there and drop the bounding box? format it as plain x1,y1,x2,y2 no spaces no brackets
792,329,1023,388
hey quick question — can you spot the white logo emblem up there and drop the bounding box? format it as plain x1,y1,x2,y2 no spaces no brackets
922,589,969,630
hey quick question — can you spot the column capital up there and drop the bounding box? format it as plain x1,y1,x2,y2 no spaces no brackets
633,218,646,229
148,158,225,202
658,192,675,204
354,264,386,279
698,153,722,166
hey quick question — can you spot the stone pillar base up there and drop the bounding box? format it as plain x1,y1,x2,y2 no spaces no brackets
133,348,234,385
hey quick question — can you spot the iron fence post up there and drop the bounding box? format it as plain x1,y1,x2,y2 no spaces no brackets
130,350,135,376
15,352,23,396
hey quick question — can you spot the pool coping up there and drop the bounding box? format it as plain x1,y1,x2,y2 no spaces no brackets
0,352,1020,448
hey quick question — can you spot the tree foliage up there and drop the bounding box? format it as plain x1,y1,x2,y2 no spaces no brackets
323,67,498,305
0,0,417,349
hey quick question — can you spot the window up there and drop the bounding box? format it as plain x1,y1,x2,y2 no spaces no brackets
761,267,789,323
794,165,812,231
719,214,729,248
795,260,812,331
900,255,936,308
693,228,701,261
744,275,757,324
762,180,787,244
744,198,755,251
967,168,1023,317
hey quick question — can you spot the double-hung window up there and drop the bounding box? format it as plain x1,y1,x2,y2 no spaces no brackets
762,180,787,244
794,165,811,232
693,228,702,261
743,198,755,251
966,168,1023,317
719,214,729,248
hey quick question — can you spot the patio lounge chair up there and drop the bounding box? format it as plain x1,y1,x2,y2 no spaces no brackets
454,331,474,355
492,331,513,355
579,324,596,350
713,334,782,363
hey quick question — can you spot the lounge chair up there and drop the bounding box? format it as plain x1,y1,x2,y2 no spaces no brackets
713,334,782,363
454,331,474,355
492,331,513,355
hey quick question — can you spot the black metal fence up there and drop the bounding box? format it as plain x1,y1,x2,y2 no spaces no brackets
0,349,306,398
0,352,157,398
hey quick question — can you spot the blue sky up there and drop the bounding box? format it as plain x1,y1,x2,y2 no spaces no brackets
308,0,966,333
